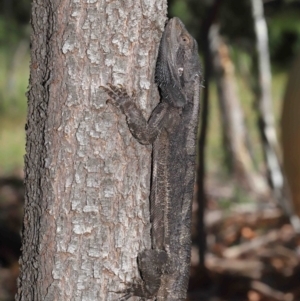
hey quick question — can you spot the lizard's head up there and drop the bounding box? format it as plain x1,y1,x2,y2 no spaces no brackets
155,17,201,108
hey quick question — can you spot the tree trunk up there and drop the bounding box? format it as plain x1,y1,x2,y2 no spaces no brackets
210,24,268,198
17,0,167,300
195,0,223,275
281,53,300,219
251,0,284,203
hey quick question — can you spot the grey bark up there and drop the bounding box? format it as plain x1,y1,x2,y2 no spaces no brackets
251,0,284,203
16,0,167,300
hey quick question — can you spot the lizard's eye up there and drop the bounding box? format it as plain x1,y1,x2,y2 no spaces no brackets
180,35,190,44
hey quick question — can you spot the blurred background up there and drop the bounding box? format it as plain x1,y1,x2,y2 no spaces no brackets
1,0,300,300
0,0,29,299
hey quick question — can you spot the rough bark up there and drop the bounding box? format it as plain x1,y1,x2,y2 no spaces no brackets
17,0,167,300
210,25,268,198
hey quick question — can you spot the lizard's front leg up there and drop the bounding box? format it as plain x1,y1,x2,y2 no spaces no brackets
116,249,168,300
102,84,170,145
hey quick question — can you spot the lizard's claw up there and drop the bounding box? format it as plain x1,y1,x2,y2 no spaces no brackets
110,291,132,301
109,279,140,301
101,84,132,108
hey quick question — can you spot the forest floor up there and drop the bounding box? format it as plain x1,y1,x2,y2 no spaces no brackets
1,175,300,301
189,177,300,301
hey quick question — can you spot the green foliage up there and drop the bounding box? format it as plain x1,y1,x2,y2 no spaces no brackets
0,10,29,174
168,0,192,24
268,10,300,67
0,118,25,175
0,0,31,25
0,1,30,119
0,11,30,46
219,0,255,43
0,47,28,174
0,46,29,116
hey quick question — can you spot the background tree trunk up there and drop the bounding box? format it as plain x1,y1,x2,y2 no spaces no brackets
17,0,167,300
281,52,300,219
210,24,268,198
251,0,284,204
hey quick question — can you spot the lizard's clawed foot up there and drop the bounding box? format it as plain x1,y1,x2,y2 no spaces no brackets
110,249,168,301
110,278,148,301
101,84,133,108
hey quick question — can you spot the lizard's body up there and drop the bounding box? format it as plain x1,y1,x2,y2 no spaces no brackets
103,17,202,301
